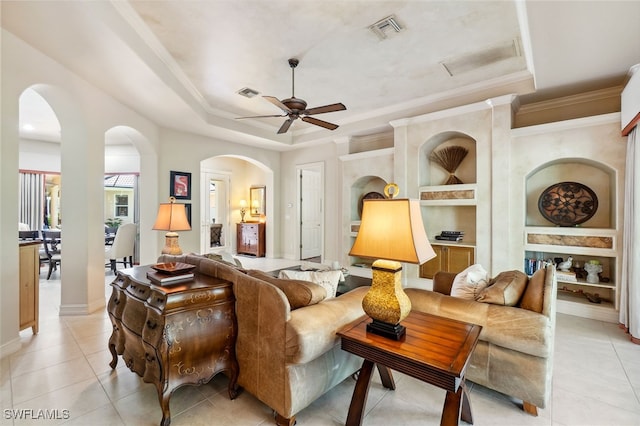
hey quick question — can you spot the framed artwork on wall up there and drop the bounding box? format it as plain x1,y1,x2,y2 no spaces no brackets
170,171,191,200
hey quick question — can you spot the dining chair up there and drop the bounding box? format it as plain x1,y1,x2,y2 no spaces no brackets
41,230,62,280
105,223,137,273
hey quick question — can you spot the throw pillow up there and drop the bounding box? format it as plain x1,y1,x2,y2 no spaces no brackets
520,267,545,313
203,253,241,268
247,270,326,309
278,270,343,299
475,270,528,306
450,264,489,300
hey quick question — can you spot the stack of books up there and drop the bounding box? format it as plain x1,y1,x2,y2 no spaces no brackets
435,231,464,242
555,270,578,282
146,270,195,285
146,263,196,286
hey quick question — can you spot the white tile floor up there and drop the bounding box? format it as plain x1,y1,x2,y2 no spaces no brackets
2,259,640,426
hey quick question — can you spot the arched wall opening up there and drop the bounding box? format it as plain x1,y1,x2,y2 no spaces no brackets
199,155,274,257
17,84,158,319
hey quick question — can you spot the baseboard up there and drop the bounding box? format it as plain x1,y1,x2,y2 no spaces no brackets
0,337,21,359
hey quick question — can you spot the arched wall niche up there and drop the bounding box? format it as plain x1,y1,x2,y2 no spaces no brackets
350,175,387,222
525,158,616,228
418,131,477,187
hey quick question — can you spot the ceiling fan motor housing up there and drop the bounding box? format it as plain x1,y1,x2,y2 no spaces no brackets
282,97,307,113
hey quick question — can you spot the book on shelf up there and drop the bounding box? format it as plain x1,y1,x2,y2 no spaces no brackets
146,271,195,285
556,271,578,282
435,235,463,241
440,230,464,236
524,258,546,276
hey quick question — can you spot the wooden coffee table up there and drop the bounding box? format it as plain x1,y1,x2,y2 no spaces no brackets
338,311,481,426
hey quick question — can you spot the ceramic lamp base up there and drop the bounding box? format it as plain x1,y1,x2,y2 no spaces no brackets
161,232,183,255
361,259,412,340
366,319,406,340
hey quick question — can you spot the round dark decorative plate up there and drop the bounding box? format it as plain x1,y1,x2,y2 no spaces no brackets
538,181,598,226
358,191,385,218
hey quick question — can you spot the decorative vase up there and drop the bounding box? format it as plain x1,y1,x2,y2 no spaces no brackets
584,261,602,284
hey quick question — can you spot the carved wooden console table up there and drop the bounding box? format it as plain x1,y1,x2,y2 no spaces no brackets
107,265,238,426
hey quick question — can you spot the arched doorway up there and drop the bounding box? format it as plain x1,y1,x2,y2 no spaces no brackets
200,155,274,257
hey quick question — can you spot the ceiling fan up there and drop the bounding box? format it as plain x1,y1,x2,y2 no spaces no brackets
236,58,346,134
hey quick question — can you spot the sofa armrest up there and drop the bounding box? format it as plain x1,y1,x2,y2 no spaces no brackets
432,271,456,295
286,287,368,364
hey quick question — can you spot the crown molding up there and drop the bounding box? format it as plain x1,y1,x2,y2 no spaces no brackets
517,87,622,115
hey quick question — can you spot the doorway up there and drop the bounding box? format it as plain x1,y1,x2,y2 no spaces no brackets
297,163,324,261
201,172,231,254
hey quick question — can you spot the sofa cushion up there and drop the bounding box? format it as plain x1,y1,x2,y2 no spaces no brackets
451,264,489,300
475,270,528,306
277,269,343,299
285,287,367,364
519,267,546,313
247,270,326,309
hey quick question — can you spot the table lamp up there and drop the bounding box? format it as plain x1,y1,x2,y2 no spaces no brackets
349,184,436,340
153,197,191,255
239,199,247,222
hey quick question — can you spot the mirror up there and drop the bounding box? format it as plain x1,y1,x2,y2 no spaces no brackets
209,179,227,247
250,185,265,217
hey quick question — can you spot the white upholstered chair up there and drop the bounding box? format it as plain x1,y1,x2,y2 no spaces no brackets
105,223,137,273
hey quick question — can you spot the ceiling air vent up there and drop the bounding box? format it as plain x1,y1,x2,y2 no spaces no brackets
440,38,522,77
237,87,260,98
369,15,404,40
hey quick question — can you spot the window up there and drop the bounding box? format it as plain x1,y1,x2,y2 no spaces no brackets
115,195,128,217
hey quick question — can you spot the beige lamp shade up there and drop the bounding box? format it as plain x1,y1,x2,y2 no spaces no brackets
349,198,436,264
152,199,191,232
153,198,191,255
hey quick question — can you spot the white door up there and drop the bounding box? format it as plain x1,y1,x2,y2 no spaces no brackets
299,165,323,260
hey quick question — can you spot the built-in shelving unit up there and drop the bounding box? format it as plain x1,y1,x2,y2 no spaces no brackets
522,154,621,322
524,226,618,317
418,133,478,277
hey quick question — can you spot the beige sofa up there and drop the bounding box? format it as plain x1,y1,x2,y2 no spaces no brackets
405,264,557,415
157,254,368,425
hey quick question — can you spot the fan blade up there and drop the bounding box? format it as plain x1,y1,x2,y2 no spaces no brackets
303,102,346,115
301,116,339,131
263,96,292,113
277,118,294,134
235,114,286,119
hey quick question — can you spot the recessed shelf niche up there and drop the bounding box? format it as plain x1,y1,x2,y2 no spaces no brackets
526,160,615,228
419,132,477,187
349,175,388,268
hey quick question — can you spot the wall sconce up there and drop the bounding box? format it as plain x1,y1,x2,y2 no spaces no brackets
152,197,191,255
348,184,436,340
239,199,247,223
